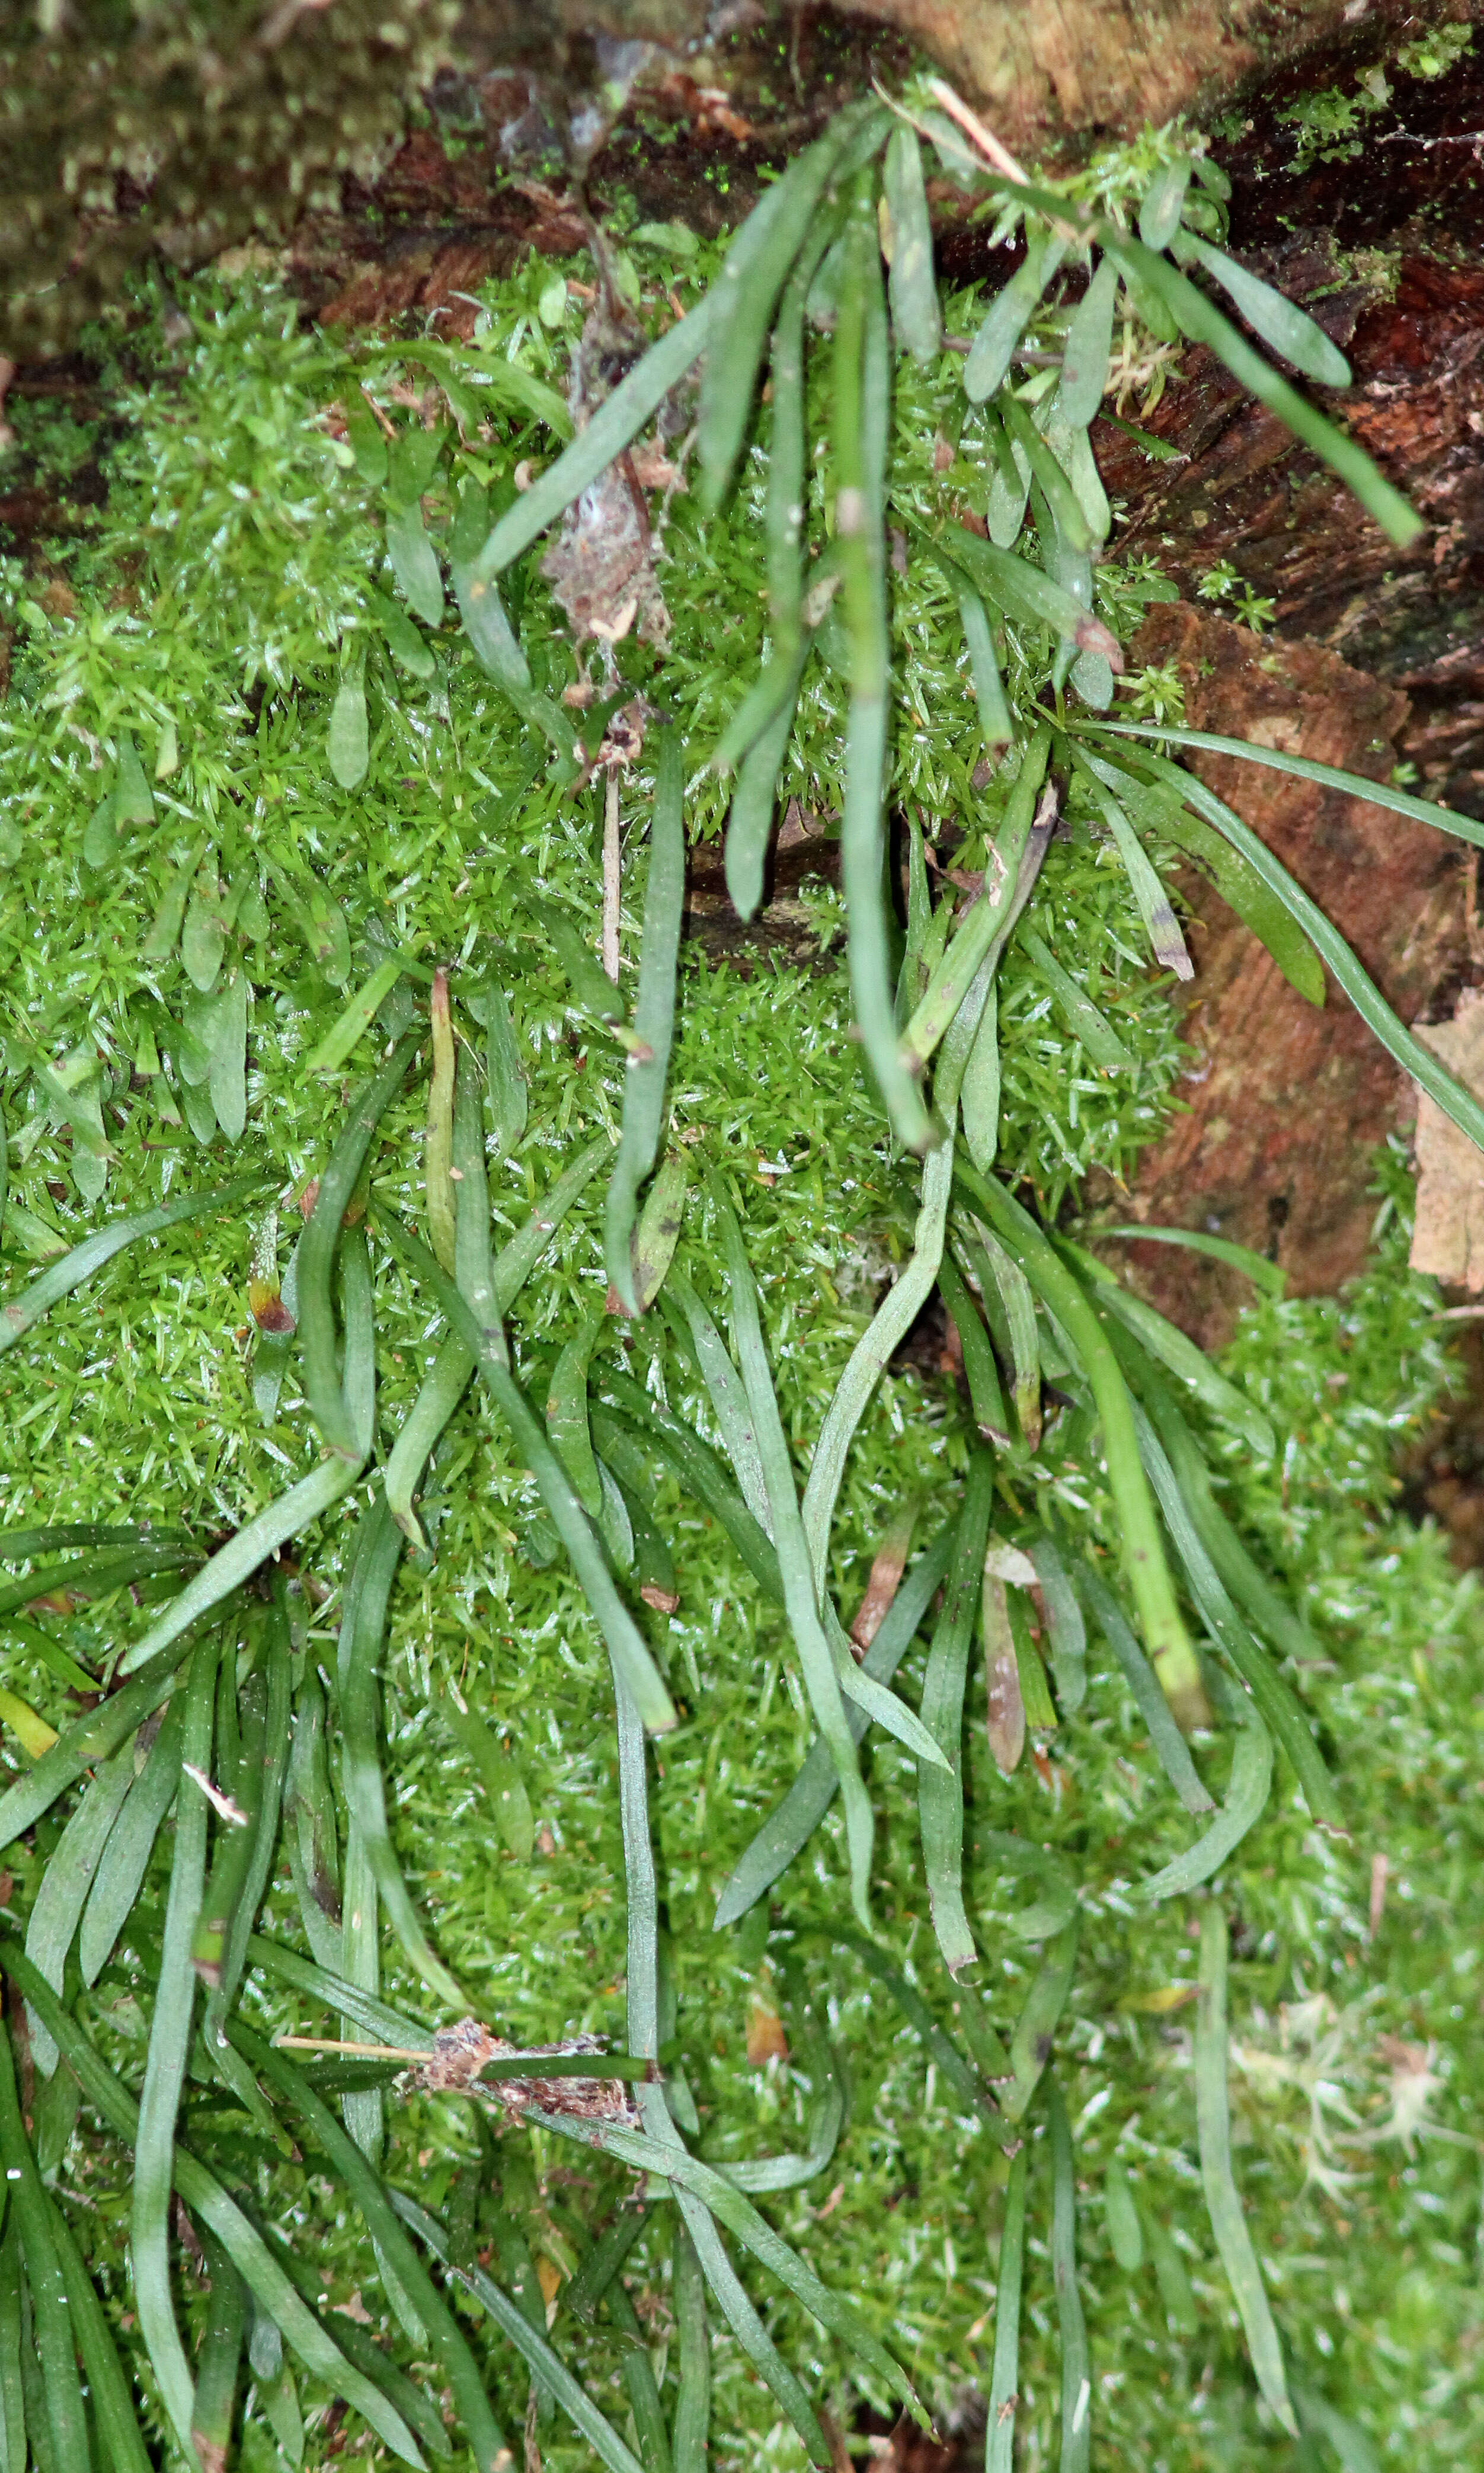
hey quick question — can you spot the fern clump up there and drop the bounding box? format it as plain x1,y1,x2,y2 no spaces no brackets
1,86,1479,2473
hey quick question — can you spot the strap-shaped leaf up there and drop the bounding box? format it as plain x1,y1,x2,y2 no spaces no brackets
1060,253,1118,428
698,104,879,511
1195,1905,1296,2432
1,1174,261,1355
1099,742,1484,1155
472,299,714,581
965,234,1067,402
606,730,685,1313
917,1456,996,1975
377,1215,676,1734
883,123,942,363
1172,231,1351,388
1141,1706,1271,1901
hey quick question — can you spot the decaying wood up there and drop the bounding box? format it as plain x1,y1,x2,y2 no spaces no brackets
1409,994,1484,1290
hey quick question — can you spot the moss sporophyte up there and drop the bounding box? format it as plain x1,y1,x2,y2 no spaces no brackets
0,78,1477,2473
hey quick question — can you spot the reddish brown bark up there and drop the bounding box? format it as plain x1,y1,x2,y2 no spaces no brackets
1097,607,1470,1349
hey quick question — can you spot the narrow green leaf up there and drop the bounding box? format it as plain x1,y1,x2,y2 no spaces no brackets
0,2022,92,2473
1138,156,1191,249
986,2145,1028,2473
0,1175,261,1357
1090,718,1484,850
799,1141,953,1595
520,890,625,1022
956,577,1014,751
534,2104,919,2424
235,2029,511,2473
937,1249,1009,1441
545,1317,605,1515
1048,2075,1092,2472
369,588,436,679
765,227,827,643
884,124,942,361
835,183,935,1151
1101,234,1419,545
50,2196,153,2473
1071,754,1192,977
1103,2157,1143,2269
298,1032,418,1459
1098,1222,1285,1296
133,1633,218,2463
304,957,406,1075
698,110,873,510
607,730,685,1313
724,660,804,922
473,301,714,581
1175,233,1351,387
712,1187,874,1925
957,1164,1206,1726
1143,1714,1271,1902
396,340,572,440
1000,394,1092,554
1197,1905,1296,2431
340,1493,465,2007
328,670,369,791
1028,1533,1087,1714
1024,930,1132,1070
1066,1241,1274,1454
1119,1367,1340,1825
181,859,229,991
115,730,155,826
980,1826,1077,1943
828,1929,985,2111
385,500,445,626
961,977,1001,1172
386,1137,606,1544
917,1457,996,1975
191,2232,246,2473
23,1742,135,2072
117,1451,362,1677
985,408,1031,546
898,728,1050,1077
388,2195,645,2473
206,1612,291,2034
0,2213,23,2473
965,237,1063,403
628,1151,687,1314
1060,254,1117,427
426,967,458,1276
945,523,1124,674
0,1643,185,1851
593,1383,781,1606
671,2219,711,2473
483,979,527,1158
0,1944,426,2466
208,967,248,1141
712,1523,954,1928
669,1271,770,1531
143,836,207,966
1073,1560,1213,1815
1004,1916,1079,2121
379,1217,677,1733
190,1667,263,1996
966,1217,1043,1447
1290,2378,1383,2473
439,1688,534,1859
1082,750,1326,1003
